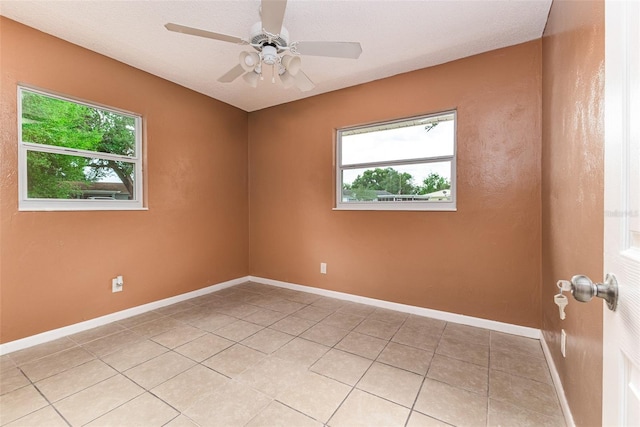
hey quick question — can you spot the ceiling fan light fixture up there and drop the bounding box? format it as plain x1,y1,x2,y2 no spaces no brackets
240,51,260,72
281,54,301,76
279,70,296,89
243,70,260,88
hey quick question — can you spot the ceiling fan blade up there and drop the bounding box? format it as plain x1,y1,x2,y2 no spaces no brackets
261,0,287,35
218,64,246,83
165,23,247,45
294,41,362,59
294,70,315,92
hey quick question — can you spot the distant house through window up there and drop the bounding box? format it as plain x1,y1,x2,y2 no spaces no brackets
18,86,144,210
336,111,456,211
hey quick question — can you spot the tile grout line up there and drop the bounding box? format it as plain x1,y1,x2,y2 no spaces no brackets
301,301,383,427
16,364,73,427
405,319,451,427
401,311,435,427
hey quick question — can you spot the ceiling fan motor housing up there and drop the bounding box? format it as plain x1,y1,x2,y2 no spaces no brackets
250,21,289,52
261,45,279,65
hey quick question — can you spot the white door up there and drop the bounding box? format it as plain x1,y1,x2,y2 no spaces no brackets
603,0,640,426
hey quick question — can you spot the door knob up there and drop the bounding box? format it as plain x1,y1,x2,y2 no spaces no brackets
570,273,618,311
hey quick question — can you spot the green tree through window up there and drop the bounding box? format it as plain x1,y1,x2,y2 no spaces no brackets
21,90,137,199
344,167,450,201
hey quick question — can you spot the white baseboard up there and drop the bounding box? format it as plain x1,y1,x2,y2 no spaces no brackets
0,276,249,355
249,276,540,339
540,333,575,427
1,274,541,355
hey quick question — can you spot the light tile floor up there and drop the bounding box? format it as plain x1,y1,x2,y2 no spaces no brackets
0,282,565,426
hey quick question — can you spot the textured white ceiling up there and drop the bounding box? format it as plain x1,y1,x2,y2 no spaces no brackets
0,0,552,112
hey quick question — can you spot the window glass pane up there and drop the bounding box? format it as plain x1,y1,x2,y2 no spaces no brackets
21,90,137,157
341,161,452,202
341,113,454,166
26,151,136,200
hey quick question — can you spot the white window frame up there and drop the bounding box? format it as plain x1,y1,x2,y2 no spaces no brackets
335,110,457,211
17,86,145,211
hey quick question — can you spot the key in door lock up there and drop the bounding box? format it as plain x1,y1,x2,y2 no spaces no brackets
554,293,568,320
570,273,619,311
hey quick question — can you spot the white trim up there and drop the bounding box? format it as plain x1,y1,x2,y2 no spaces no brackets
0,276,249,355
21,141,139,163
18,200,148,212
249,275,540,338
541,333,576,427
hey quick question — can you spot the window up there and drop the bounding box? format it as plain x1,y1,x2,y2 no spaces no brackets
18,87,144,211
336,110,456,211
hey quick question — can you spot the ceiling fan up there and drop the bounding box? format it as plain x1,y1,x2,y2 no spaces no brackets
165,0,362,92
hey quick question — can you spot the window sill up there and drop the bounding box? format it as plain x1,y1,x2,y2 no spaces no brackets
19,202,148,212
333,204,456,212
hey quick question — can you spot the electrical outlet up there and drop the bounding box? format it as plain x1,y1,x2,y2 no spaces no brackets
561,329,567,357
320,263,327,274
112,276,123,293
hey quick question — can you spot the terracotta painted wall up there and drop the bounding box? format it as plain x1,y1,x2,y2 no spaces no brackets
249,41,542,328
541,1,604,425
0,18,249,343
